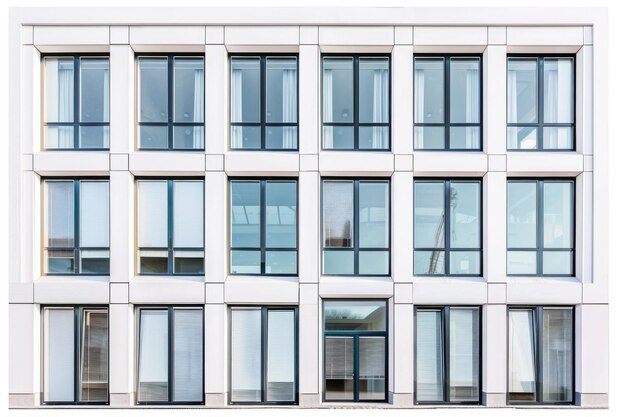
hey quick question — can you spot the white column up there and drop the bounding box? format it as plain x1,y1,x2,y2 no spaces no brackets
205,172,226,282
205,45,227,154
299,45,319,155
110,171,134,282
8,304,40,407
20,171,40,283
484,45,507,155
482,304,507,407
392,171,413,282
392,45,414,154
298,171,319,283
110,45,134,153
205,303,226,406
575,304,608,407
109,304,134,406
21,45,40,154
299,283,320,406
485,171,507,282
392,302,414,406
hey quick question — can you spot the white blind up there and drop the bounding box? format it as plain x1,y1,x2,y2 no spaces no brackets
415,310,444,402
325,336,354,379
44,308,75,402
80,181,109,247
79,309,108,402
138,310,169,402
449,308,480,401
137,181,168,248
266,310,295,402
358,336,385,377
509,309,536,394
173,181,204,248
231,309,262,402
173,308,203,402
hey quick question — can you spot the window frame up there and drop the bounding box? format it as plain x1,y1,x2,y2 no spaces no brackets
320,178,391,277
414,306,482,405
136,54,206,151
506,178,575,277
506,54,576,152
228,306,299,405
413,54,483,151
43,178,110,276
135,178,205,276
229,178,299,276
42,54,110,151
413,178,483,277
229,54,300,151
41,305,110,406
507,306,575,405
321,54,392,151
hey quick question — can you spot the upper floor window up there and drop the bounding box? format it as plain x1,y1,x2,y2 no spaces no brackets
507,56,574,150
507,179,574,276
138,56,204,150
230,56,298,150
44,56,109,149
414,56,481,150
44,179,109,275
322,56,390,150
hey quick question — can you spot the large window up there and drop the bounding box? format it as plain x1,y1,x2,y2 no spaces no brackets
43,306,108,404
137,55,204,150
230,55,298,150
43,56,109,149
414,179,481,276
508,307,573,404
507,179,574,276
230,307,298,404
322,179,390,276
415,307,480,404
414,56,481,150
136,306,204,404
230,180,297,275
136,179,204,275
507,56,574,150
323,300,387,402
322,56,390,150
44,179,109,275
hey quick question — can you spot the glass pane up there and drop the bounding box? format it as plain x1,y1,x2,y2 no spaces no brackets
80,181,109,248
508,182,537,248
322,250,354,275
267,310,296,402
139,58,168,123
509,309,536,402
358,250,389,275
47,181,75,248
230,250,261,274
46,126,75,149
266,126,298,150
80,58,109,122
137,181,168,248
138,309,169,402
45,57,74,122
450,126,481,150
415,310,444,402
322,126,354,149
543,182,573,249
231,308,262,402
358,336,386,400
322,57,353,123
46,249,75,274
324,301,386,331
414,58,444,124
450,182,480,248
508,59,537,123
139,250,169,274
508,126,538,150
231,125,261,149
449,308,480,402
543,251,573,275
450,251,480,275
266,251,297,275
543,58,574,123
79,125,109,149
543,126,573,150
44,308,75,402
231,57,260,123
542,308,573,402
139,125,168,149
325,336,354,401
266,57,297,123
507,251,537,275
173,308,203,402
80,250,110,274
358,126,389,150
79,309,108,402
231,181,260,248
414,126,445,150
414,182,445,248
414,250,444,275
174,58,204,123
173,181,203,248
174,250,204,274
266,182,297,248
359,57,389,123
323,181,353,248
450,58,480,123
359,182,389,248
173,125,204,150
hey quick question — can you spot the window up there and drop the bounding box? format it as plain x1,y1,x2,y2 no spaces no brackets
43,306,108,404
507,179,574,276
414,56,481,150
230,55,298,150
230,307,298,404
44,179,109,275
322,56,390,150
137,55,204,150
136,179,204,275
322,179,390,276
323,300,387,402
136,306,204,404
507,56,574,150
230,180,297,275
508,307,573,404
43,56,109,149
415,307,480,404
414,179,482,276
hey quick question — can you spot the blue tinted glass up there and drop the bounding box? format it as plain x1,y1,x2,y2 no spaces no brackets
231,57,260,123
323,251,354,275
266,182,297,248
231,182,260,248
139,58,168,123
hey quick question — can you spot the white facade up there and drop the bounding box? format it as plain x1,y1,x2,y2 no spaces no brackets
8,7,608,408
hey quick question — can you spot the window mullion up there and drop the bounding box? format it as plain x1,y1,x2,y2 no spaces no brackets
74,180,80,274
443,307,450,403
538,57,544,150
261,57,266,150
444,57,450,150
537,181,543,276
261,307,268,403
354,180,359,275
444,181,450,275
168,180,174,274
74,56,80,149
260,181,266,274
536,307,543,403
74,307,80,403
354,57,359,150
168,56,174,150
168,306,174,403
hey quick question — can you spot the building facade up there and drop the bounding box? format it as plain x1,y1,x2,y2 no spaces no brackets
8,7,609,408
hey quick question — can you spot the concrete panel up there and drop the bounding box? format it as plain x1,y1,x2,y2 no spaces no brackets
225,152,299,176
225,26,299,45
414,152,488,175
224,276,299,304
35,277,110,303
507,26,584,46
34,25,109,45
413,277,487,304
319,26,394,46
319,152,394,176
130,25,205,45
414,26,488,45
319,276,393,298
129,277,205,303
129,152,206,175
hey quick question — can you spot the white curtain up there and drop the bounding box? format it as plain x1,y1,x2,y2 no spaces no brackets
372,67,389,149
193,68,204,149
47,59,74,148
414,69,425,148
173,309,203,402
231,69,243,148
544,60,572,148
509,310,536,395
507,69,519,149
282,68,297,149
465,68,479,148
322,68,334,148
102,65,110,148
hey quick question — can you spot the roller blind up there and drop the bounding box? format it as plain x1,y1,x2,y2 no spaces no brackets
415,310,444,402
266,310,295,402
138,309,169,402
44,308,75,402
173,308,203,402
231,309,262,402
